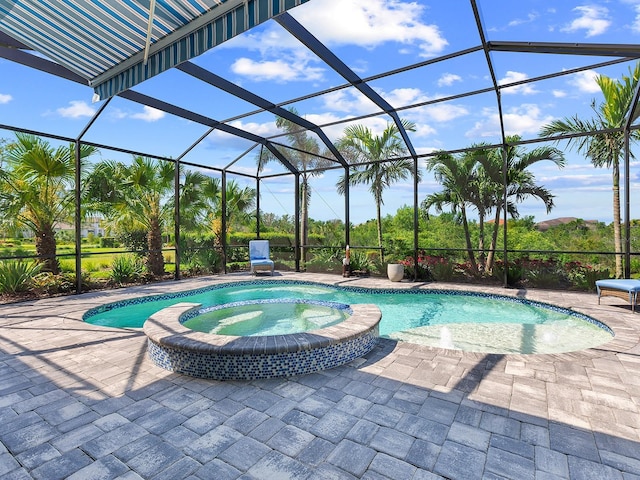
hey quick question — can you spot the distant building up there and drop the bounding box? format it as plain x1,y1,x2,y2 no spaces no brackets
53,217,106,238
535,217,599,232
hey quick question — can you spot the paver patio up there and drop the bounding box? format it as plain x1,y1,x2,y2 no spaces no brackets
0,272,639,479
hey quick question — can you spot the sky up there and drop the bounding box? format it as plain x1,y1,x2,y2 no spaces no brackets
1,0,640,226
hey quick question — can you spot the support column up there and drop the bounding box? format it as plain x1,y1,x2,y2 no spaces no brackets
74,140,82,294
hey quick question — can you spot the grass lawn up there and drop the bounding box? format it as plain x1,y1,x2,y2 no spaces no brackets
1,240,177,278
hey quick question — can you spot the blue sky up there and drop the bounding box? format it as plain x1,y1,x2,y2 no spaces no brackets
1,0,639,225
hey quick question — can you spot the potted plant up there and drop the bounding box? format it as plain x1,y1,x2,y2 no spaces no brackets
386,256,405,282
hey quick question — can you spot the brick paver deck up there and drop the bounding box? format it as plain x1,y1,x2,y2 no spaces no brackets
1,272,638,479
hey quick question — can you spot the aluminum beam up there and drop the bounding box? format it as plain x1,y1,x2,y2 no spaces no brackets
177,61,348,168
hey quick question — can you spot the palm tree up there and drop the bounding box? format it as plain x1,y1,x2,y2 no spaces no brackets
336,120,420,260
208,180,256,245
177,170,218,233
259,108,333,262
0,133,97,273
85,156,174,277
539,62,640,277
422,150,481,272
178,172,256,243
477,136,565,272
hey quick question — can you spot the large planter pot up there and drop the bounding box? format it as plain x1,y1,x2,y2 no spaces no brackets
387,263,404,282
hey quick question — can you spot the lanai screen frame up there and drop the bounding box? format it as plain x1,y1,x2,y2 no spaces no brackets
0,2,640,292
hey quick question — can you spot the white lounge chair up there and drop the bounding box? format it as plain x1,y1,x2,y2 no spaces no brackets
249,240,275,275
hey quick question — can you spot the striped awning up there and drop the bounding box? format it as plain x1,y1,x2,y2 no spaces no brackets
0,0,309,100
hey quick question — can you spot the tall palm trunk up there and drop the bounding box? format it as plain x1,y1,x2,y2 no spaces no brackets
36,223,59,274
486,206,501,273
376,198,384,262
478,213,485,271
612,161,623,278
461,206,477,273
147,217,164,277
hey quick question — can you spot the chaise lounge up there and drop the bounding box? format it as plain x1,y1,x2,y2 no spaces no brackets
249,239,275,276
595,279,640,312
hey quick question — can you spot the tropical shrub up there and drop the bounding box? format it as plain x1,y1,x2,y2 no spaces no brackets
116,229,147,254
492,260,524,286
178,233,220,275
31,272,91,294
0,260,42,294
563,261,611,291
110,254,146,284
348,249,373,273
99,237,117,248
304,248,342,273
399,256,430,281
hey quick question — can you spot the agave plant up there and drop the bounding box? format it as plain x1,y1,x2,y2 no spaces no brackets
0,260,42,294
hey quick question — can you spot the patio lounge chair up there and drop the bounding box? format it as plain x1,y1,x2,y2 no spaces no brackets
249,240,274,276
595,279,640,312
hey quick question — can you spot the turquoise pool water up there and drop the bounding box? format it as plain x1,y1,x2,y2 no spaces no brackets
184,300,351,336
84,280,613,354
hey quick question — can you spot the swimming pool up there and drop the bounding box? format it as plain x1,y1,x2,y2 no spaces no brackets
84,280,613,354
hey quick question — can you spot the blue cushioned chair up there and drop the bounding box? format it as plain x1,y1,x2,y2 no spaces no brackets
595,279,640,312
249,240,274,276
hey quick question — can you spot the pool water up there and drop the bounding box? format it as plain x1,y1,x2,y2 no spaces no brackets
184,300,351,336
84,280,613,354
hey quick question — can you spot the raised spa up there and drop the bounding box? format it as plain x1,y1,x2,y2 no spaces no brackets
143,300,381,380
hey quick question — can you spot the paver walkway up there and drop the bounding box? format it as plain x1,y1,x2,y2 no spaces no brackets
0,272,639,479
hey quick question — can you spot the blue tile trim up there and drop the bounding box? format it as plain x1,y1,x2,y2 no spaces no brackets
146,326,379,380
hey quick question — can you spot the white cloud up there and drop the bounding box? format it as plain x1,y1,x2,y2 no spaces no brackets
292,0,448,57
317,87,468,139
423,104,469,123
305,112,355,141
466,104,554,138
385,87,429,107
414,123,437,137
562,5,611,37
437,73,462,87
231,57,324,82
541,172,610,187
131,106,165,122
56,100,95,118
552,90,567,98
230,120,279,138
205,120,280,150
498,71,539,95
632,4,640,33
321,90,381,116
0,93,12,104
107,109,128,120
508,12,539,27
568,70,601,93
221,0,449,85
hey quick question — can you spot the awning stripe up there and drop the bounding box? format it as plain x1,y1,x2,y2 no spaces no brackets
0,0,309,100
0,5,104,78
93,0,309,100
